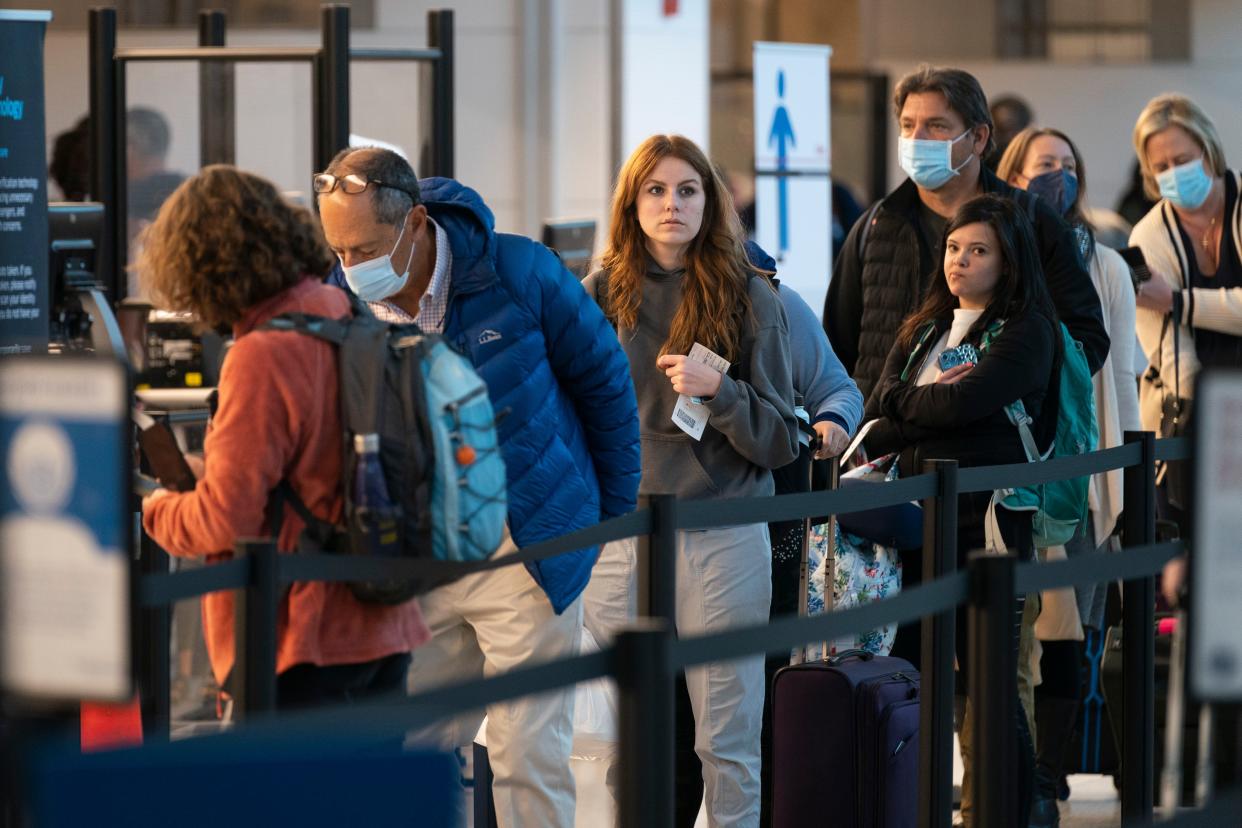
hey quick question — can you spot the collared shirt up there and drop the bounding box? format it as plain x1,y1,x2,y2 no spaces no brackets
369,217,452,332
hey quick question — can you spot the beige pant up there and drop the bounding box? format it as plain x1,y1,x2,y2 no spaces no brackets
406,543,584,828
583,524,772,828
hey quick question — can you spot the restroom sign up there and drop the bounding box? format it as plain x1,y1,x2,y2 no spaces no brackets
753,42,831,174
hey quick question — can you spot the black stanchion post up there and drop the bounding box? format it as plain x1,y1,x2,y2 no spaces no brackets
968,551,1016,828
198,9,235,166
919,459,958,828
867,72,890,201
88,8,118,300
1122,430,1157,821
637,494,677,623
136,531,171,735
317,4,350,172
232,540,279,718
113,49,129,301
428,9,455,178
615,621,674,828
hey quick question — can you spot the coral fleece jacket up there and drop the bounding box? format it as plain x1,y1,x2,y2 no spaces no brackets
143,278,429,686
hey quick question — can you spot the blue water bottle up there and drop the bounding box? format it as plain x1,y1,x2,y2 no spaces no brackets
353,433,401,556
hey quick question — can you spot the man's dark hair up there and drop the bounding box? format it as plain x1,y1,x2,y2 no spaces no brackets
128,107,172,159
893,64,995,157
990,94,1033,130
50,114,91,201
322,146,422,228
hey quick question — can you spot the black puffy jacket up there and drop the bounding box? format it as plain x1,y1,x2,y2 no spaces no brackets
865,309,1059,478
823,170,1108,403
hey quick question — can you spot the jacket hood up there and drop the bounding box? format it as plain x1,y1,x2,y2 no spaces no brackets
419,176,496,233
419,177,500,296
744,240,777,272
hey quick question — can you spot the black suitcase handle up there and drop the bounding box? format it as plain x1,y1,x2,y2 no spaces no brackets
826,648,874,666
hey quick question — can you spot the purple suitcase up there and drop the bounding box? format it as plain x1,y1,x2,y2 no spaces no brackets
772,649,920,827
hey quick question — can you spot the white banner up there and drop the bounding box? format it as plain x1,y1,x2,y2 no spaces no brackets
754,175,832,318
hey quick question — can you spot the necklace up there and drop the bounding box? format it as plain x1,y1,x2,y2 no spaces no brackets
1201,216,1218,252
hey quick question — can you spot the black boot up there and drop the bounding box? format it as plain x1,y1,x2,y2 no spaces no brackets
1029,697,1080,828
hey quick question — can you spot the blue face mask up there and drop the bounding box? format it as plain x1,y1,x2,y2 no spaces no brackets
1157,158,1212,210
341,211,415,302
898,128,973,190
1026,168,1079,216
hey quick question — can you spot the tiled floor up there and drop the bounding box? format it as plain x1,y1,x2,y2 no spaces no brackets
470,739,1127,827
1056,775,1123,828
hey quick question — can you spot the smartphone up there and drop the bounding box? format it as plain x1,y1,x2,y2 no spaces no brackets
838,419,878,470
937,343,979,372
135,417,197,492
1118,246,1152,291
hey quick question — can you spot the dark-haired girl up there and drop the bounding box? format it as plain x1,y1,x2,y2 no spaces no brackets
865,193,1059,828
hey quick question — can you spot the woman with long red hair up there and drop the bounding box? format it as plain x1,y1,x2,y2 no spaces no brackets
582,134,798,826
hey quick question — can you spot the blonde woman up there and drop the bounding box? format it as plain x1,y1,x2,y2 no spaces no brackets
582,134,798,827
1129,94,1242,601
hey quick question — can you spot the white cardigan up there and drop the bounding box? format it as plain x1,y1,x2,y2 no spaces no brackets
1086,243,1142,545
1129,172,1242,429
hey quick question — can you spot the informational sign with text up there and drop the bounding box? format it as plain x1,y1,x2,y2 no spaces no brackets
0,11,52,353
1191,370,1242,700
1,356,132,702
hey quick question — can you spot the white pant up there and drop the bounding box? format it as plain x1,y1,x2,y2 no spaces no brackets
406,544,583,828
582,523,772,828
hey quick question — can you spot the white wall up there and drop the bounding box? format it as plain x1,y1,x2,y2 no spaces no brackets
38,0,615,240
616,0,711,165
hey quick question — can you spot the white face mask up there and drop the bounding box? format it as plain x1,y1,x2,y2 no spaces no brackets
341,210,415,302
898,128,974,190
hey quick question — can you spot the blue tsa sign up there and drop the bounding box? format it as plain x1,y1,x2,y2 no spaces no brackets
753,42,831,175
0,356,132,702
753,42,832,318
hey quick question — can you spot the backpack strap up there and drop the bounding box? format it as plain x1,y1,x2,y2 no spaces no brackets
898,322,939,382
260,312,352,345
1004,401,1043,462
266,479,339,549
855,201,883,260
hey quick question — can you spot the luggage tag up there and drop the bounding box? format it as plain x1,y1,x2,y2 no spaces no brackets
671,342,730,441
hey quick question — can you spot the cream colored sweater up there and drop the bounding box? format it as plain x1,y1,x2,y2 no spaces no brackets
1128,172,1242,429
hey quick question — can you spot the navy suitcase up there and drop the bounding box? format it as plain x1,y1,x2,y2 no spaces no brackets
772,650,920,827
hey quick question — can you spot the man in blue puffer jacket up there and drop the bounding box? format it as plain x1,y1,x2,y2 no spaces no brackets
316,147,640,827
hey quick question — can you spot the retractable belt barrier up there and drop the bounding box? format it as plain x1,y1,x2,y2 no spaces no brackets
140,438,1187,607
132,434,1204,828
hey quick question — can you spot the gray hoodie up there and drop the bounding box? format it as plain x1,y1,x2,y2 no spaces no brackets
583,264,798,500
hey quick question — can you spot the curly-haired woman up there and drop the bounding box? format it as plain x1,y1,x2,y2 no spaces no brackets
139,165,428,711
582,134,799,826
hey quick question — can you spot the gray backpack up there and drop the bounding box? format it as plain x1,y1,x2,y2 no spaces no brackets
262,295,507,604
